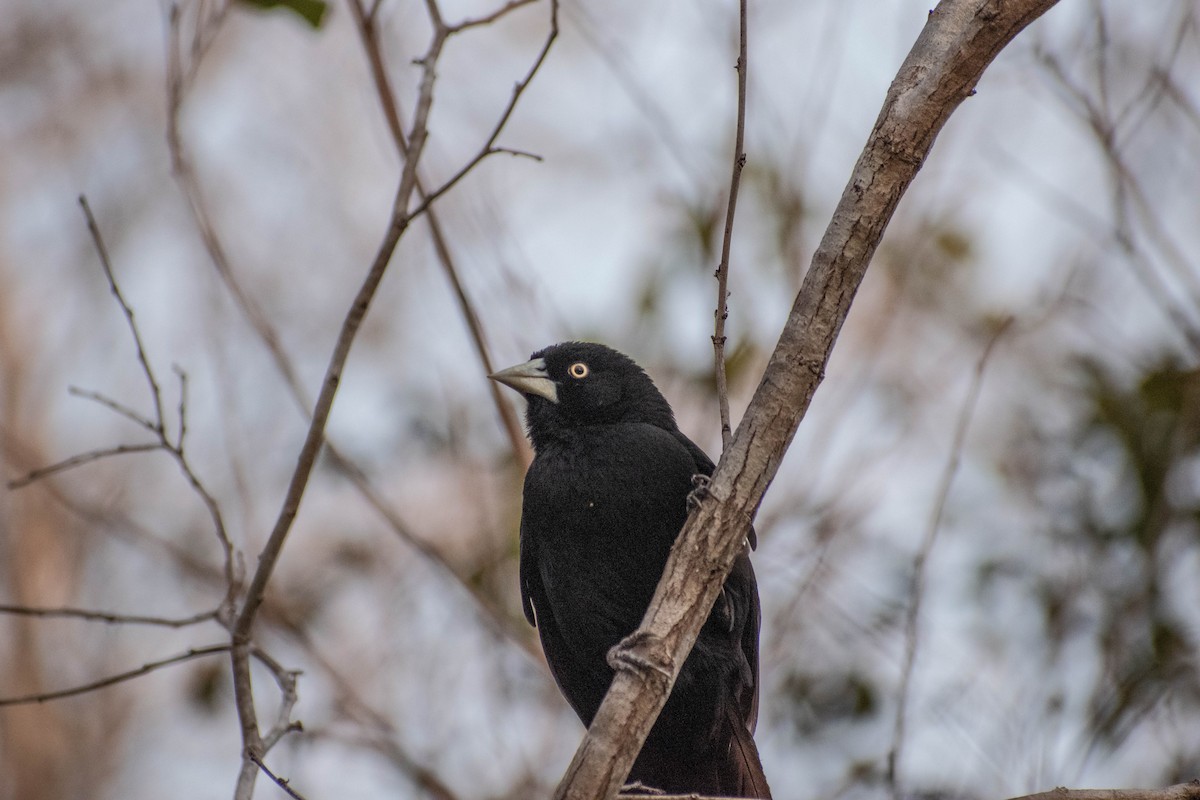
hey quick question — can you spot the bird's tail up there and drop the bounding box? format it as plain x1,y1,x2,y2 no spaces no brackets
724,706,772,799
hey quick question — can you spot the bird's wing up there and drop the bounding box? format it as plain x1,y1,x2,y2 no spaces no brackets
675,429,763,731
729,549,763,734
519,517,542,627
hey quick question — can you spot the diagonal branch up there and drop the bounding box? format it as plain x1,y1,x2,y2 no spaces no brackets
552,1,1062,797
0,644,230,707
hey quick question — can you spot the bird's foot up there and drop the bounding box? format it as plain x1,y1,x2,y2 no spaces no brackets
686,473,712,511
607,630,672,680
619,782,665,795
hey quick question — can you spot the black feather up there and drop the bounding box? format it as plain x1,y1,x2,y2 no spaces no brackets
495,342,771,798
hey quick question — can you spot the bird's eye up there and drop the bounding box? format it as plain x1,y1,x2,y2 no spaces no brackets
568,362,589,379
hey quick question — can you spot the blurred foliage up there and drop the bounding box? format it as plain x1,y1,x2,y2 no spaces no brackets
236,0,328,28
778,668,879,737
1074,358,1200,744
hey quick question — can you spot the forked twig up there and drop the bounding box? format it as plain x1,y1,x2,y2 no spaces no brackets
402,1,560,222
79,196,166,432
346,0,538,469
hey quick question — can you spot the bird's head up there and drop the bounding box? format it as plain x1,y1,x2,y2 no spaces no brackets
489,342,677,444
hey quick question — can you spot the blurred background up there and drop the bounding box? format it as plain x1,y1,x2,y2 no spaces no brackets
1,0,1198,798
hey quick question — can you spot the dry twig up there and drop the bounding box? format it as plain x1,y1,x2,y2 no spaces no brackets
0,644,229,708
0,604,219,628
712,0,749,451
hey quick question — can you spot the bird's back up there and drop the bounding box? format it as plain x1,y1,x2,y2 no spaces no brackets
521,422,770,798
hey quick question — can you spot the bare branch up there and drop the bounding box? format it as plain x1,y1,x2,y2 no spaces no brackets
446,0,539,34
249,752,308,800
552,2,1061,796
6,442,161,489
712,0,748,452
79,195,166,435
886,316,1013,798
405,1,560,221
0,604,219,628
1005,783,1200,800
68,385,158,432
346,0,539,471
0,644,229,707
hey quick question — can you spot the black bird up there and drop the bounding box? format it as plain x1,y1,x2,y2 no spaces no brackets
491,342,771,798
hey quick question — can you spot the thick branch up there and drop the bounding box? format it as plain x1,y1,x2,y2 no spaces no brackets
552,1,1061,797
1006,784,1200,800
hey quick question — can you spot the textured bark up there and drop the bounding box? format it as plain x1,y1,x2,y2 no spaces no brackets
1006,783,1200,800
552,1,1063,798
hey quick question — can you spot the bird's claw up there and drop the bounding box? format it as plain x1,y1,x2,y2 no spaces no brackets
607,631,672,679
686,473,712,511
619,782,666,795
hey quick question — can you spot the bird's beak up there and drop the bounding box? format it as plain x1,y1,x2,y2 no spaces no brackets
489,357,558,403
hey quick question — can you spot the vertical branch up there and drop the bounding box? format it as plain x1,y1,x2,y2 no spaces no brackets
886,317,1012,798
712,0,749,451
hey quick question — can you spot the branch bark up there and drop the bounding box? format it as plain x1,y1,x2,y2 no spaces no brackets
1006,783,1200,800
552,1,1061,797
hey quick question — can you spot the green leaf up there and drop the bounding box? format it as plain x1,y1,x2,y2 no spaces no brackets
237,0,329,29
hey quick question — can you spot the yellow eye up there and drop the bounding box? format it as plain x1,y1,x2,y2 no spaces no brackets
568,362,589,379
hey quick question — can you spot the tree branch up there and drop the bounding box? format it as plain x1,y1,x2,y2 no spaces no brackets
552,1,1061,797
0,604,218,628
1005,783,1200,800
0,644,229,707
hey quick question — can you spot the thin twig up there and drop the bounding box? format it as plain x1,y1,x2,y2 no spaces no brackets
711,0,749,452
249,752,309,800
0,644,230,707
1036,49,1200,356
173,365,189,450
68,385,158,432
886,316,1013,798
0,604,219,628
447,0,538,33
6,443,161,489
79,196,166,434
